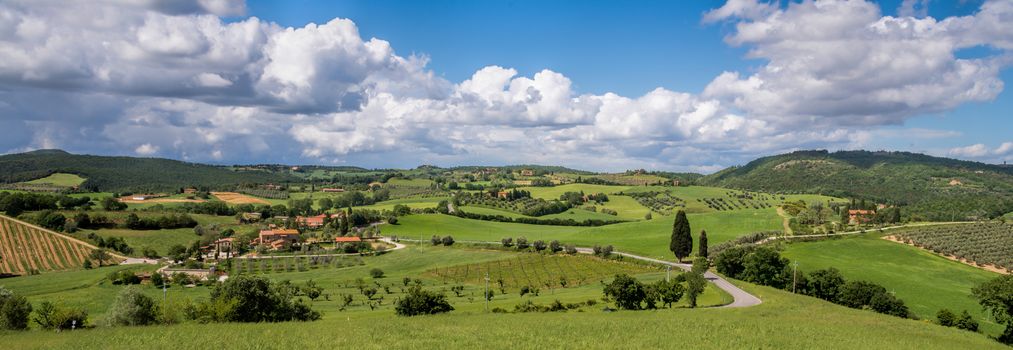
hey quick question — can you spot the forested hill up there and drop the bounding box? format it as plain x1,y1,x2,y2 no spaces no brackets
699,150,1013,221
0,150,300,192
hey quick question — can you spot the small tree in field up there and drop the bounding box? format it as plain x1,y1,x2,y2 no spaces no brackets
501,237,513,248
684,272,706,308
670,211,692,262
972,274,1013,344
106,286,158,326
602,274,646,310
0,286,32,330
549,240,562,253
441,236,455,246
532,240,547,252
395,286,454,316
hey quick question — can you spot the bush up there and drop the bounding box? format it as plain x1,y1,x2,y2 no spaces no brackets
108,270,142,285
869,291,909,318
532,240,547,252
955,310,979,332
150,273,165,287
713,245,755,278
0,286,32,330
441,235,455,246
739,246,790,289
500,237,513,248
516,237,529,250
937,308,956,327
564,244,577,255
370,268,385,279
837,280,885,309
33,301,88,330
394,285,454,316
106,286,158,326
549,240,562,253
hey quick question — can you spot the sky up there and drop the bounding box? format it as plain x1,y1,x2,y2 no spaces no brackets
0,0,1011,172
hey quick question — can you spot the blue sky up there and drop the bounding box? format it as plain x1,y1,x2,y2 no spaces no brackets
0,0,1010,171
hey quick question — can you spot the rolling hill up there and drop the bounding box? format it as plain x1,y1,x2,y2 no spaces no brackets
700,150,1013,221
0,150,300,192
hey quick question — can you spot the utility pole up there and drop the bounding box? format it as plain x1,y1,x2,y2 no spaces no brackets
484,272,490,313
666,265,671,282
792,261,799,293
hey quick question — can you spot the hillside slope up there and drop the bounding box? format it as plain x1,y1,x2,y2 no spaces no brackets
700,150,1013,220
0,215,123,275
0,150,299,192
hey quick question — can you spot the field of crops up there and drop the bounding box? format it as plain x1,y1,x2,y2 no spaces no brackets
233,255,365,274
426,253,658,289
890,223,1012,271
0,215,108,275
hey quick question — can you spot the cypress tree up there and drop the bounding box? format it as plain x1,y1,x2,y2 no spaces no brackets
670,210,692,262
698,230,708,258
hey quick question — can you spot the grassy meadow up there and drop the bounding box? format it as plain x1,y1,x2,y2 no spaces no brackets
780,232,1003,336
23,173,87,187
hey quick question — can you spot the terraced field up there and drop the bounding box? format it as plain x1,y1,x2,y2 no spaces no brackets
0,215,121,275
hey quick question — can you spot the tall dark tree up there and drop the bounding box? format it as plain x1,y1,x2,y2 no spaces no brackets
670,210,692,262
698,230,709,258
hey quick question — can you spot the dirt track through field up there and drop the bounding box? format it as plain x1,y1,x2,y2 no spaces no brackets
776,207,792,235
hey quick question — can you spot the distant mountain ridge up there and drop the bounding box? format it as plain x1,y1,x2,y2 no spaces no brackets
0,149,300,192
699,150,1013,220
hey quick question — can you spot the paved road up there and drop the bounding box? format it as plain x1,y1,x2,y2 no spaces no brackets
574,247,761,308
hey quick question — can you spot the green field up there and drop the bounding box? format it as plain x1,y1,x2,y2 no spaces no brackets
384,209,782,260
23,173,87,187
459,205,627,222
0,276,1002,349
781,233,1003,336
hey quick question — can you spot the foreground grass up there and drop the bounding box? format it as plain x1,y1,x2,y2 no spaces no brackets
0,281,1002,349
781,232,1003,336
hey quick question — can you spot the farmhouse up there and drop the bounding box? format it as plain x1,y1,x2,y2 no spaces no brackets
256,229,300,246
334,236,362,243
213,237,235,252
296,214,328,228
520,169,535,176
848,209,876,225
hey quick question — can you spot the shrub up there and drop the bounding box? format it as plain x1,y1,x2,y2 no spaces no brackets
549,240,562,253
150,272,165,287
430,235,441,246
0,286,32,330
564,244,577,255
956,310,979,332
532,240,547,252
441,235,455,246
516,237,529,250
713,245,755,278
500,237,513,248
106,286,158,326
837,280,885,309
869,291,909,318
394,285,454,316
937,308,957,327
654,279,685,308
370,268,385,279
108,270,142,285
33,301,88,330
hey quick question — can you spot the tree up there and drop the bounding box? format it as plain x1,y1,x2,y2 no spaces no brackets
740,247,791,289
698,230,708,258
500,237,513,248
89,248,111,267
685,271,707,308
394,285,454,316
516,237,529,250
837,280,885,309
972,274,1013,344
670,210,692,262
33,301,88,330
654,279,684,308
167,244,188,263
808,268,846,302
0,286,32,330
106,286,158,326
602,274,646,310
430,235,441,246
441,236,455,246
370,268,385,279
207,275,319,322
713,245,755,279
869,291,909,318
